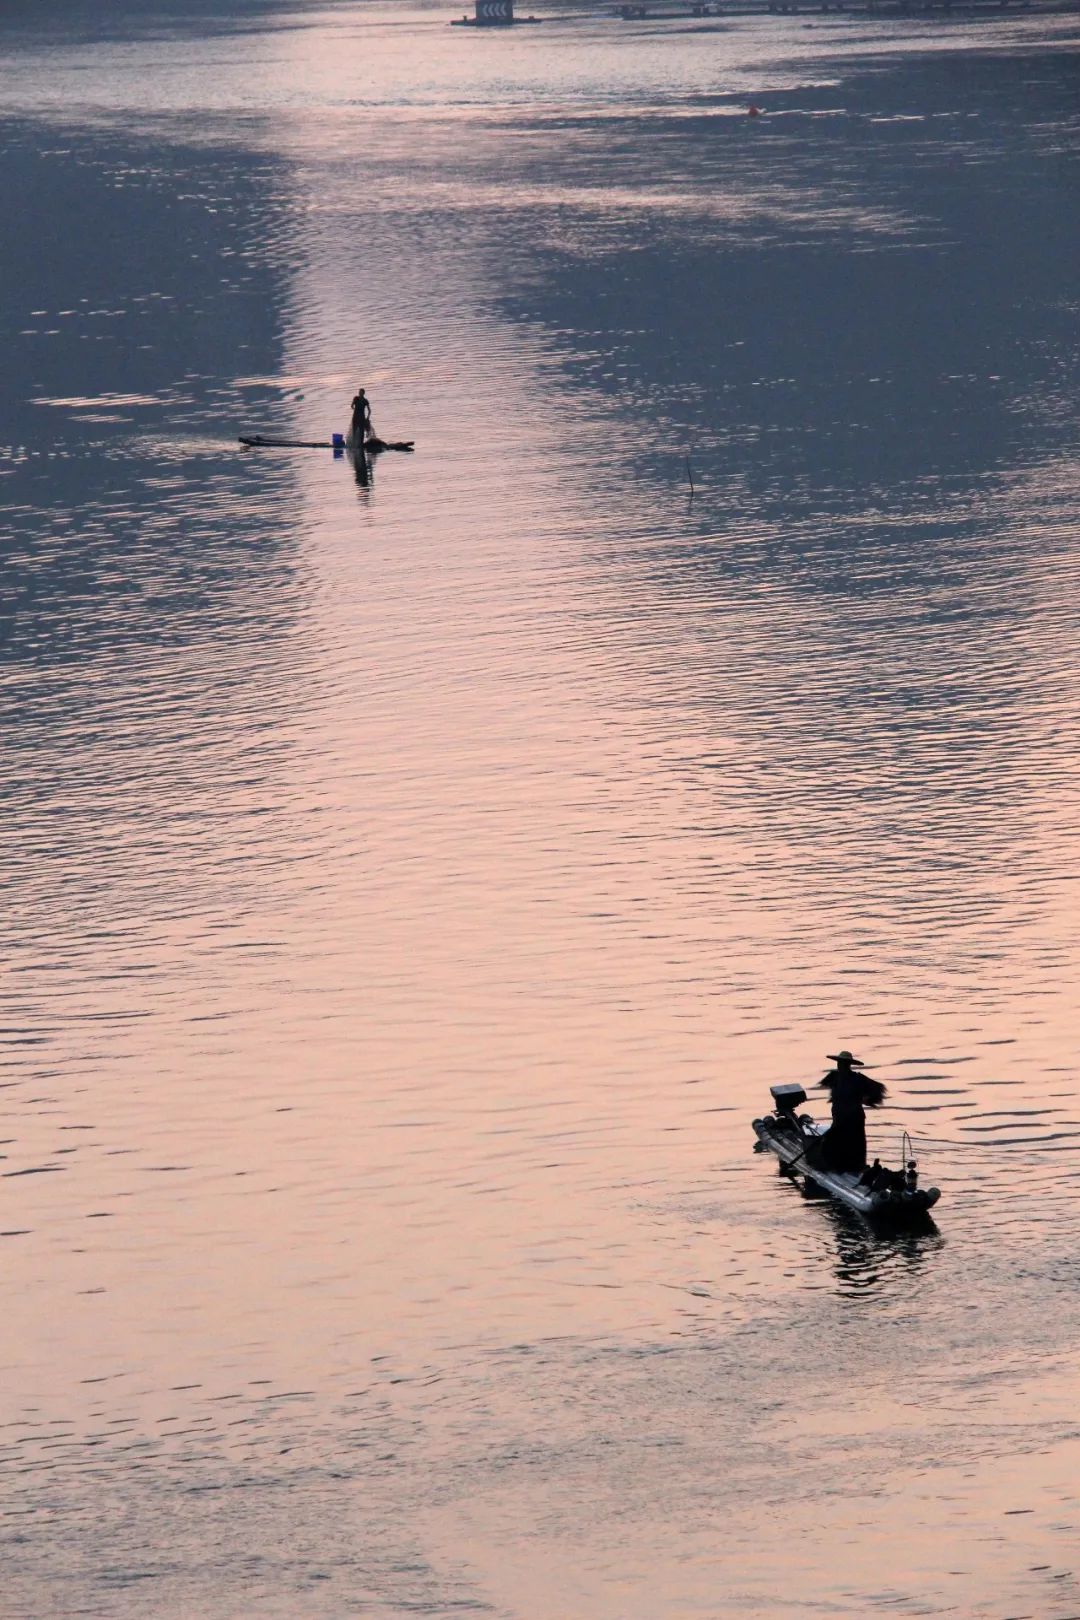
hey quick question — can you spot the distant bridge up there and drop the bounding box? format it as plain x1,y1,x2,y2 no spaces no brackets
615,0,1041,17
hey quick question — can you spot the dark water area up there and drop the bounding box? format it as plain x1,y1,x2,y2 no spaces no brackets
2,0,297,42
2,2,1080,1615
506,50,1079,485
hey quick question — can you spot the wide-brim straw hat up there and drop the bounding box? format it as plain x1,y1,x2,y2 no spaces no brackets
827,1050,868,1067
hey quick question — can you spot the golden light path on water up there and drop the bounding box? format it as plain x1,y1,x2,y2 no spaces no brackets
1,2,1079,1615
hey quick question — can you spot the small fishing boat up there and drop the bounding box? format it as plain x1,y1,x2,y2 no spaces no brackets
753,1084,940,1221
238,434,414,452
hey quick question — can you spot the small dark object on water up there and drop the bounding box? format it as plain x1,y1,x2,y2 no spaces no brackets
364,437,414,453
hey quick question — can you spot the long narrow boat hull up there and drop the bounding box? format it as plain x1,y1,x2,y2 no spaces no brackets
239,435,334,448
238,433,414,452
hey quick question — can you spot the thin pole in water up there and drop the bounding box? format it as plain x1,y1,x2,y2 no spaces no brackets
685,455,696,496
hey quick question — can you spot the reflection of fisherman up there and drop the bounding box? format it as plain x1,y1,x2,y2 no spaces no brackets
349,387,372,446
816,1050,887,1173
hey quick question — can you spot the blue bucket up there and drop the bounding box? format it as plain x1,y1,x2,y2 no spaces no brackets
332,432,345,449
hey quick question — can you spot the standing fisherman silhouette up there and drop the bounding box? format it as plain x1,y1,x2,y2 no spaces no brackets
815,1050,887,1173
349,387,372,447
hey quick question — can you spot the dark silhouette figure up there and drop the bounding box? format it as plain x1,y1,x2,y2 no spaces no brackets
350,388,372,446
817,1051,887,1173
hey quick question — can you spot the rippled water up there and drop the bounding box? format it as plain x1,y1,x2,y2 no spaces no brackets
2,2,1079,1614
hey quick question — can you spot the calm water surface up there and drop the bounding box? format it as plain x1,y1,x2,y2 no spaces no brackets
2,2,1079,1615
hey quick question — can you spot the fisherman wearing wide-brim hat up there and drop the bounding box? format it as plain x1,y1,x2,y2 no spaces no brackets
816,1049,887,1173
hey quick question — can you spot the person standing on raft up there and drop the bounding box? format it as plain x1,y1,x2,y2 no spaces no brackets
349,387,372,446
816,1050,886,1172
